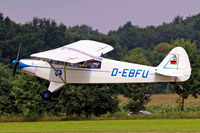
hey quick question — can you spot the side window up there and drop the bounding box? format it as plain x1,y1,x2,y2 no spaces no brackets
54,61,60,65
67,60,101,69
50,60,54,64
82,60,101,69
87,60,101,69
68,63,78,67
50,60,62,65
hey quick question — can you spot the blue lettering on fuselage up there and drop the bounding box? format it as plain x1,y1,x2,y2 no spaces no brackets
111,68,118,76
122,69,129,77
111,68,149,78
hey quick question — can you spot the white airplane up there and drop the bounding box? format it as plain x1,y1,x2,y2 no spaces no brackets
13,40,191,99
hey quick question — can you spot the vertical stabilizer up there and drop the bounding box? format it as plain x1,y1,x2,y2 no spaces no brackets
156,47,191,81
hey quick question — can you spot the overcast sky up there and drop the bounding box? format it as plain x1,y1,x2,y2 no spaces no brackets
0,0,200,34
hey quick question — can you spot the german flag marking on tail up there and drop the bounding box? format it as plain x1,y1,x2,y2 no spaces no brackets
170,55,178,65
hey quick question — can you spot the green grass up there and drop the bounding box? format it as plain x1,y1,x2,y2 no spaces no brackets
1,119,200,133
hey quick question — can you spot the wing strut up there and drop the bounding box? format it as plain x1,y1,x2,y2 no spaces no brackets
47,60,66,85
64,62,67,83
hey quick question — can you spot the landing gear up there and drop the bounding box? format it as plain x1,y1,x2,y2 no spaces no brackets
176,82,186,92
41,90,52,100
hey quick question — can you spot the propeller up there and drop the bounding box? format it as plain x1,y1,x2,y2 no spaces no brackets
12,44,21,76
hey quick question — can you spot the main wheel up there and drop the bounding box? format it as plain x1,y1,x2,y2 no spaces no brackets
41,90,52,100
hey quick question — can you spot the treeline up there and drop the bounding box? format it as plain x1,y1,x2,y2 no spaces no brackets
1,12,200,117
0,64,119,117
1,13,200,66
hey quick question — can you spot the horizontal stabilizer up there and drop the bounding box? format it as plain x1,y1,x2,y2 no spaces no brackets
156,71,185,77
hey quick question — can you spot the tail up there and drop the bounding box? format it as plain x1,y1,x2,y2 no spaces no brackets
156,47,191,82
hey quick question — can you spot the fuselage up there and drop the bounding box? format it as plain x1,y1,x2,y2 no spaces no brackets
18,58,181,84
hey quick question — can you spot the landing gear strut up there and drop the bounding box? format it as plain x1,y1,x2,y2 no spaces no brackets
41,90,52,100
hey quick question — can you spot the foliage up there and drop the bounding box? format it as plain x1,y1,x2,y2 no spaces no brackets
0,63,119,117
123,47,151,66
154,42,170,54
1,12,200,117
11,75,50,116
59,84,119,117
121,84,151,113
0,63,14,115
170,39,200,110
121,48,153,113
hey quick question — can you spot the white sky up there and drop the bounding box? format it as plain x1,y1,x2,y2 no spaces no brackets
0,0,200,34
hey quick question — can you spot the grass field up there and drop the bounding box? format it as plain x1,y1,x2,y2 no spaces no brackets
1,119,200,133
148,94,200,106
118,94,200,106
117,94,200,119
1,94,200,133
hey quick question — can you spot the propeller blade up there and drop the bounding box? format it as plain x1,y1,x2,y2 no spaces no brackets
13,44,21,76
13,62,19,76
16,44,21,61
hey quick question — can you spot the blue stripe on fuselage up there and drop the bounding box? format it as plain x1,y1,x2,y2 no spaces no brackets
20,62,110,73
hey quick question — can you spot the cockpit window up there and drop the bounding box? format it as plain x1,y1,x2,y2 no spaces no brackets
50,60,101,69
68,60,101,69
50,60,65,65
84,60,101,69
50,60,60,64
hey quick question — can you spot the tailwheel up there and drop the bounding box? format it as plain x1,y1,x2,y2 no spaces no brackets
41,90,52,100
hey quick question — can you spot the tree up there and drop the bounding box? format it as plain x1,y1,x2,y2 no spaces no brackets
121,48,152,113
154,42,170,54
170,38,200,111
122,84,151,113
58,84,119,117
123,47,151,66
172,16,183,24
0,63,14,115
11,75,48,116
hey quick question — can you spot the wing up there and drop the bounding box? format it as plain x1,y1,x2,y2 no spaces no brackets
31,40,114,63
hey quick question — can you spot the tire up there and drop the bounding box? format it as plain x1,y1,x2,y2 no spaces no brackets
41,90,52,100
